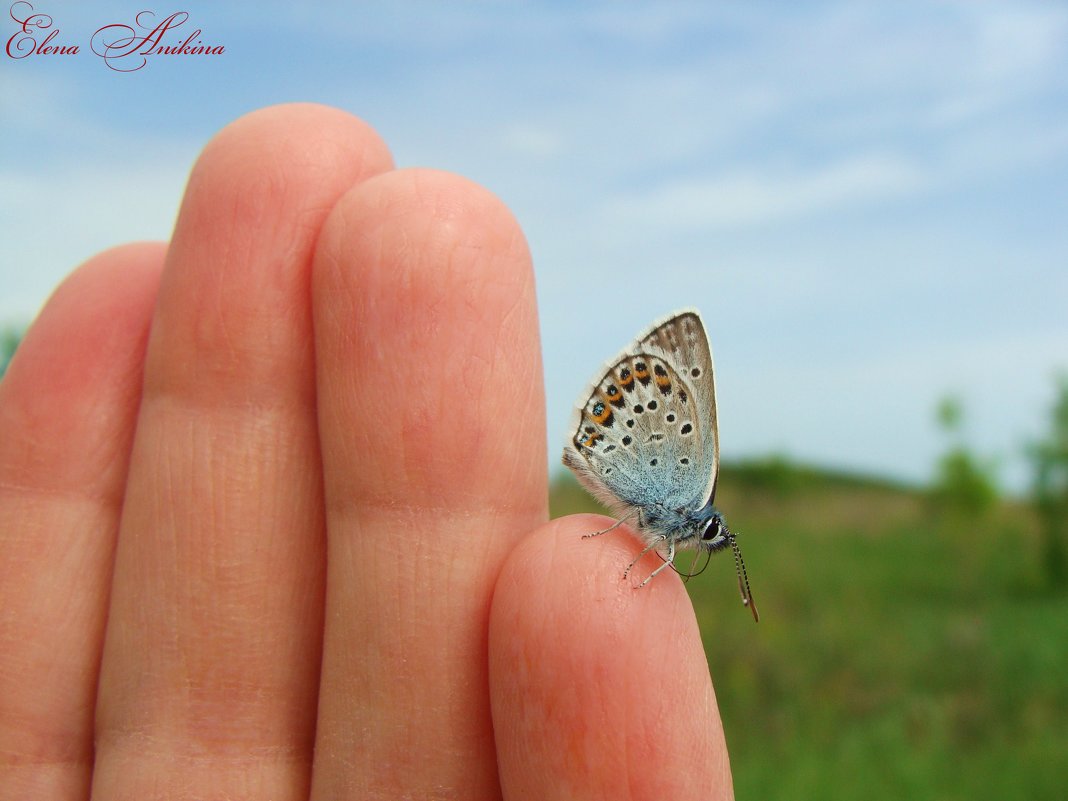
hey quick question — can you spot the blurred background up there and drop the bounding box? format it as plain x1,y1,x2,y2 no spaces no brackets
2,2,1066,798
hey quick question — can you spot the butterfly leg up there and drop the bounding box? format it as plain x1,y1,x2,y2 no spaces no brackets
622,534,667,581
582,511,636,539
636,540,676,588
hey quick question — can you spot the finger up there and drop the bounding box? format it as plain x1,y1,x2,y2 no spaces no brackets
490,515,735,801
310,169,547,798
91,105,393,800
0,244,164,801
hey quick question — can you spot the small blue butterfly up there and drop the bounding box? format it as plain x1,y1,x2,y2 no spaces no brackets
563,308,758,621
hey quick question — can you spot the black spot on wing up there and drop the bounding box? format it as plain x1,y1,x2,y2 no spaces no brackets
634,361,651,386
653,363,672,395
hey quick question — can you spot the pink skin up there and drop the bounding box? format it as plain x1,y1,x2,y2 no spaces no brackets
0,104,735,801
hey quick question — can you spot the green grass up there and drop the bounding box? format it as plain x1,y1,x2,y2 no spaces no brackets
550,459,1068,801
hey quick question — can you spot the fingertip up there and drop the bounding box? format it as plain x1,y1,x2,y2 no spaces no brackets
316,167,535,341
490,515,734,799
193,103,394,200
1,243,165,494
491,514,699,690
494,513,692,618
135,105,396,412
178,103,394,263
313,166,544,510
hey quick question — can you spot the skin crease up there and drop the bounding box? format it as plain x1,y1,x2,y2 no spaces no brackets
0,104,735,801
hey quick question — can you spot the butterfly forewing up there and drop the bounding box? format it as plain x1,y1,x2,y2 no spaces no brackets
634,310,719,502
564,309,720,512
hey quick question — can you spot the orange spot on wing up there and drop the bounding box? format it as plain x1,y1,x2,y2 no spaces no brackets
604,383,625,408
589,399,615,427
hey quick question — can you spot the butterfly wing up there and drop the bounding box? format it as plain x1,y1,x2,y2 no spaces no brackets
632,309,719,504
563,309,720,516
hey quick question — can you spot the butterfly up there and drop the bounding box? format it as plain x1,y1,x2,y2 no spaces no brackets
562,309,759,621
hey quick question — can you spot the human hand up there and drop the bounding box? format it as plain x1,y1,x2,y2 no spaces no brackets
0,104,734,800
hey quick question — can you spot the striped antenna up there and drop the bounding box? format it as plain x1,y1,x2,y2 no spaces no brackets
730,534,759,622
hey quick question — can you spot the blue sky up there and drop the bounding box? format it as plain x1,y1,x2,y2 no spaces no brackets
3,1,1067,490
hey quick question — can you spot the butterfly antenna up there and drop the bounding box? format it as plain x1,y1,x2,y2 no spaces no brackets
729,534,759,622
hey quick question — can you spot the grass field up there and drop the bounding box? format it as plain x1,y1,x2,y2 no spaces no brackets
550,460,1068,801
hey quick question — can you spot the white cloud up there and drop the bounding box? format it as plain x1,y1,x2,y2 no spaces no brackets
0,68,200,320
721,327,1068,491
971,2,1068,84
602,153,926,230
501,124,563,158
0,161,187,320
0,71,79,137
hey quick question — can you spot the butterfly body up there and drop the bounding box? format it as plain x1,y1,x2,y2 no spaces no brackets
562,309,758,620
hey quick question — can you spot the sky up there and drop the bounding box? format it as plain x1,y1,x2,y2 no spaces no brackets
2,1,1067,491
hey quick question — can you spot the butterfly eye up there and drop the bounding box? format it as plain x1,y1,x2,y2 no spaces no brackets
701,520,723,542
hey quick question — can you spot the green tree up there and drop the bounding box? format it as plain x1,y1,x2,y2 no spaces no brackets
0,326,22,380
1027,375,1068,589
931,396,998,518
